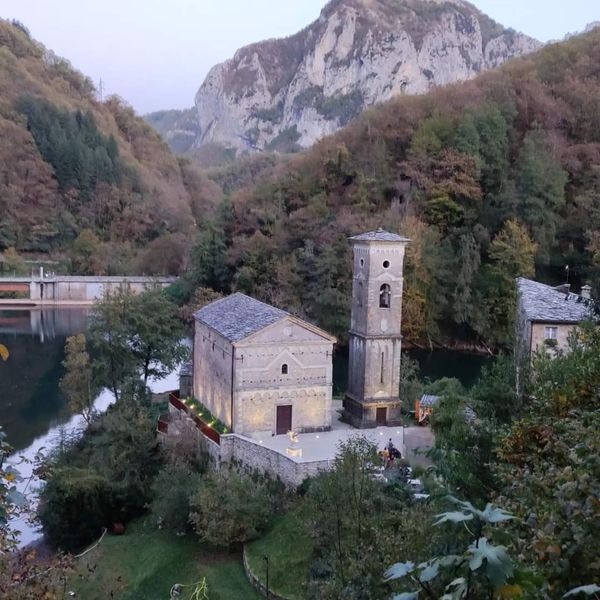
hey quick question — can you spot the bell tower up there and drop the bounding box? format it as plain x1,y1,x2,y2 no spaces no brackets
343,228,410,428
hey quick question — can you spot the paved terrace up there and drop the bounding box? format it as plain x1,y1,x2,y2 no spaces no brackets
243,400,434,467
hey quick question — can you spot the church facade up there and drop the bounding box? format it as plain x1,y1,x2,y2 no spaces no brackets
192,293,336,438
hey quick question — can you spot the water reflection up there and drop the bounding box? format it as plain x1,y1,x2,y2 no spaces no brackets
0,308,91,452
0,307,89,343
333,345,492,396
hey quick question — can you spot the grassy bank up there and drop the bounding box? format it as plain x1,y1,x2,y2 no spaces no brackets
245,506,313,600
69,518,260,600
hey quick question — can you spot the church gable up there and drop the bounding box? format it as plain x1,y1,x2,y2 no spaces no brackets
235,316,335,346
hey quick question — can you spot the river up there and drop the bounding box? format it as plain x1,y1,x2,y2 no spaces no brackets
332,346,492,396
0,307,180,545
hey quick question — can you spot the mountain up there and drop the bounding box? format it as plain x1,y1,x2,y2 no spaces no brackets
191,28,600,347
0,20,219,274
144,108,200,154
185,0,539,155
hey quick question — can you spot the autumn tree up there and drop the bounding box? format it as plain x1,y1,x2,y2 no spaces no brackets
473,219,537,347
137,233,189,276
0,427,73,598
71,229,103,275
60,333,95,424
488,218,537,279
495,325,600,592
1,247,26,275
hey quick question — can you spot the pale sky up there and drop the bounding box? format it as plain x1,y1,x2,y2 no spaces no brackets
0,0,597,114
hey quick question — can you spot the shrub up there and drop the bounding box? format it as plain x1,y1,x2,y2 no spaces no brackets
150,464,203,533
189,470,273,548
38,467,116,552
38,399,162,550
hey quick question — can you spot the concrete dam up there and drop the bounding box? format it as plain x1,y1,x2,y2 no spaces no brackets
0,273,176,306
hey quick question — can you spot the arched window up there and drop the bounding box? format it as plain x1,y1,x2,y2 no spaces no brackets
357,281,364,307
379,284,391,308
281,364,288,375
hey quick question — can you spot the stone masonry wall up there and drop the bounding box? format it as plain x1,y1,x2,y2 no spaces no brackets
193,321,234,428
221,434,333,488
232,317,334,436
530,323,577,355
166,403,333,487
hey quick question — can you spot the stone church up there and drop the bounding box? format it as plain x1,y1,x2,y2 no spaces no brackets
192,293,336,438
191,228,409,437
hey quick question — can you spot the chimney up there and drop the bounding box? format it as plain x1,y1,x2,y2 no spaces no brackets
554,283,570,295
581,284,592,300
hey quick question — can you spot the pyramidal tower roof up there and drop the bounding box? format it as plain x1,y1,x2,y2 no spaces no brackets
349,228,411,242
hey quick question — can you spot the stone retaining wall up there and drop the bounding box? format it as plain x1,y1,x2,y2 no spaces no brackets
221,434,333,487
166,401,334,487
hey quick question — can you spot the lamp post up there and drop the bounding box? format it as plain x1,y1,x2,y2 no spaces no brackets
263,555,269,598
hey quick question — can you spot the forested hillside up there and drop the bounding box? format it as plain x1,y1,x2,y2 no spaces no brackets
191,28,600,348
0,20,218,274
2,18,599,349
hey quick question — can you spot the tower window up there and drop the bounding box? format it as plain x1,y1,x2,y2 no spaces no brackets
380,352,385,383
383,260,390,269
281,364,288,375
379,284,391,308
357,281,364,307
359,258,365,267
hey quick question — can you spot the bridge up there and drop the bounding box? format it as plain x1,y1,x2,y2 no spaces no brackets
0,273,176,306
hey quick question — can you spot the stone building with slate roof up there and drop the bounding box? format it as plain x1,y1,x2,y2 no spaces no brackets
192,293,336,437
516,277,596,365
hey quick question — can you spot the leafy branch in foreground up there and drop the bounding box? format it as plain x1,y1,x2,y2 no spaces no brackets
385,497,539,600
0,427,26,554
0,428,74,598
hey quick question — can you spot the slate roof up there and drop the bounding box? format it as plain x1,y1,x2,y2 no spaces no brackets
517,278,595,323
349,228,411,242
193,293,288,342
420,394,440,408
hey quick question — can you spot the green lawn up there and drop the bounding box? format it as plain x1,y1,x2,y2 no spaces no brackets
245,506,314,600
69,518,261,600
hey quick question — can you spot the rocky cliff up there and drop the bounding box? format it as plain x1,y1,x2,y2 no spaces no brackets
192,0,540,153
144,108,200,154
